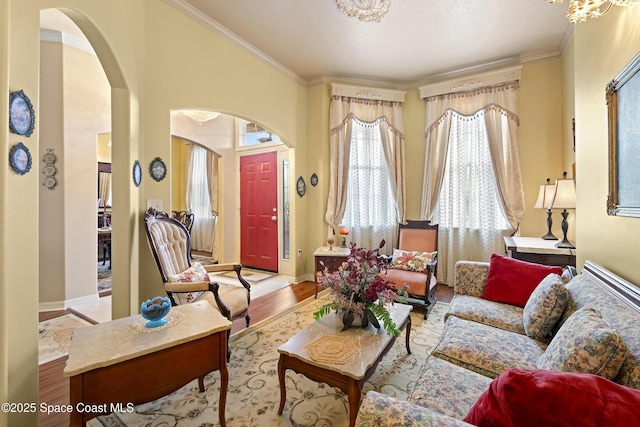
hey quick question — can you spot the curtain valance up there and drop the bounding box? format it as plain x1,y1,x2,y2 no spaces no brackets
330,96,404,137
424,82,519,136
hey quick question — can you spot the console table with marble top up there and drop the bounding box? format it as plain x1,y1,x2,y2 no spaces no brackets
64,301,231,427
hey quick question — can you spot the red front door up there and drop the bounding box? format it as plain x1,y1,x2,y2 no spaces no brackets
240,152,278,271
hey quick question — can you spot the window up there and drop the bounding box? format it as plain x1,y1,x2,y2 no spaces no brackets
341,118,396,253
187,144,217,252
437,111,510,278
238,119,280,147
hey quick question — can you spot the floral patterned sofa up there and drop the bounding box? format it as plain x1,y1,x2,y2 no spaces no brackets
357,259,640,426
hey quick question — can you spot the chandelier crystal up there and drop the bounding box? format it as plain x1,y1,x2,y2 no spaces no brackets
336,0,390,22
547,0,639,23
181,110,221,124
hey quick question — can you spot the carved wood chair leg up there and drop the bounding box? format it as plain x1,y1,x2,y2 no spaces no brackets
245,314,251,327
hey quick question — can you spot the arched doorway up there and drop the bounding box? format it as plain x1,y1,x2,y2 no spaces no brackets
38,8,135,321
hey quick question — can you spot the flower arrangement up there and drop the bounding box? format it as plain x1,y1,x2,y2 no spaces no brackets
313,240,407,336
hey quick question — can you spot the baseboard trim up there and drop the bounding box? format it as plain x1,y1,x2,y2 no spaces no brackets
38,293,100,312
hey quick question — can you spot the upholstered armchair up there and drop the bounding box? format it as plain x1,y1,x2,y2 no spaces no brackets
143,208,251,331
383,220,439,317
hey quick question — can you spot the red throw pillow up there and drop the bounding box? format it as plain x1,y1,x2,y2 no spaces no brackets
464,369,640,427
481,253,562,307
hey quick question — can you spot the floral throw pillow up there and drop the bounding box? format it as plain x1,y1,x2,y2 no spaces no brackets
390,249,437,273
537,307,628,380
167,262,208,283
523,273,569,342
167,262,208,304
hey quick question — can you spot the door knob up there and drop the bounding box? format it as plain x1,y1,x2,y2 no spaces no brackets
271,215,277,221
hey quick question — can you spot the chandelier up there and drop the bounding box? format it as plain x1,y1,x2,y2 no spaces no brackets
336,0,390,22
547,0,639,23
181,110,221,124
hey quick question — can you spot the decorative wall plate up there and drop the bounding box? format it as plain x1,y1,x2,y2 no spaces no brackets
310,173,318,186
9,90,35,137
43,164,57,177
43,176,57,190
43,150,57,164
133,160,142,187
9,142,32,175
297,176,306,197
149,157,167,182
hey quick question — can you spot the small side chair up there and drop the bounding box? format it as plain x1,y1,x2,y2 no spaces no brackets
384,220,439,318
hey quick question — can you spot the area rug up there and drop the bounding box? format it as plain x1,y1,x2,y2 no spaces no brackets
88,295,448,427
216,268,279,284
38,314,92,365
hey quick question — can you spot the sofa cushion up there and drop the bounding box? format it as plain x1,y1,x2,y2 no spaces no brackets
166,262,207,304
453,261,490,297
432,316,545,378
557,273,640,389
537,307,628,380
390,249,436,273
358,391,475,427
481,253,563,307
445,295,525,335
463,368,640,427
522,274,568,343
410,357,492,420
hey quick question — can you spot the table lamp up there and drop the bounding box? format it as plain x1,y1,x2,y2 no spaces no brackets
550,172,576,249
534,178,557,240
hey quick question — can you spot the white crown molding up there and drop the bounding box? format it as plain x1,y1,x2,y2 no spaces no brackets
418,65,522,99
164,0,307,88
331,83,406,102
40,28,96,55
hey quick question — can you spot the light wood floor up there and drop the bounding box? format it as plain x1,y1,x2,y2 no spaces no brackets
38,280,453,426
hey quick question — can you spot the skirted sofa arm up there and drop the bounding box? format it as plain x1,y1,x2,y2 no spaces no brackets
454,261,490,297
357,391,474,427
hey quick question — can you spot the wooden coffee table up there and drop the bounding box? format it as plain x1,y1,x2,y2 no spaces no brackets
64,301,231,427
277,303,413,427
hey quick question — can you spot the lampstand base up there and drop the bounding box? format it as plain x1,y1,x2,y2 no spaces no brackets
555,239,575,249
542,232,558,240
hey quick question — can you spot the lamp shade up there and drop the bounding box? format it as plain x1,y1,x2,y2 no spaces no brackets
534,180,556,209
551,178,576,209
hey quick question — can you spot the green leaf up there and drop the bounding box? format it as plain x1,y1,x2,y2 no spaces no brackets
313,303,335,320
367,303,401,337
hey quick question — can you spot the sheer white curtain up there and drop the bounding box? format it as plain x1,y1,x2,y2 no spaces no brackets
186,144,219,254
436,112,512,283
421,82,525,284
325,95,406,253
341,118,397,254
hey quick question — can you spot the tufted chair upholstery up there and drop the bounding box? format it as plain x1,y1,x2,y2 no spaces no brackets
384,220,438,318
144,208,251,329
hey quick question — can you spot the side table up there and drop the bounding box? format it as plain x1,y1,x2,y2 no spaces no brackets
64,301,231,427
313,246,350,298
504,236,576,267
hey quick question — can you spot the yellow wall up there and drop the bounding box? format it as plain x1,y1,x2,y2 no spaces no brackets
574,6,640,280
171,136,187,212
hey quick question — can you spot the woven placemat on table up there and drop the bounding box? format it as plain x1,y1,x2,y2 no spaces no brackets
304,334,360,364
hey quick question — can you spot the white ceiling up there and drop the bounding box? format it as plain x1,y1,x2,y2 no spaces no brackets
173,0,572,87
